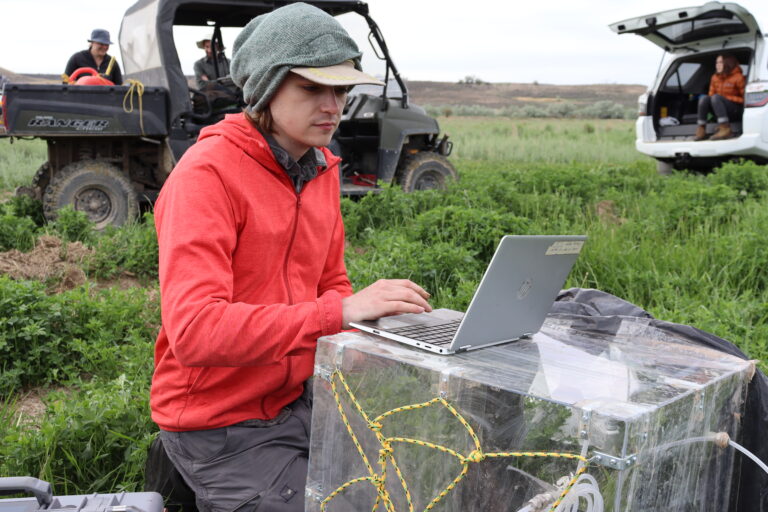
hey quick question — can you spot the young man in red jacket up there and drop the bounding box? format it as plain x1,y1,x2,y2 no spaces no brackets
150,3,431,512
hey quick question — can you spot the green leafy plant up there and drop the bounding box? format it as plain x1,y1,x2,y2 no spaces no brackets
50,206,96,245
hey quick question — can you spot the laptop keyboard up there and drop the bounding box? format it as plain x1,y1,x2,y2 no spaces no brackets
387,320,462,346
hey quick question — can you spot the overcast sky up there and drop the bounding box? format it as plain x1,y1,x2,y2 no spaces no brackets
2,0,768,85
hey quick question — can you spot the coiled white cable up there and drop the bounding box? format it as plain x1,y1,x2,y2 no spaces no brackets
553,473,604,512
515,473,604,512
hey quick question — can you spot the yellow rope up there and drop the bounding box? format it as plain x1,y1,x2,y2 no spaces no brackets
320,370,590,512
122,79,145,136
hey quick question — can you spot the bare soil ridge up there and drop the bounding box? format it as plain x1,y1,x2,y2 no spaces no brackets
406,81,646,108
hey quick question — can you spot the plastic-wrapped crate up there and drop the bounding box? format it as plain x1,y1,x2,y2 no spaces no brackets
306,316,753,512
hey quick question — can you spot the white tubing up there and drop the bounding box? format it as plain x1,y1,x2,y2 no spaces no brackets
515,433,768,512
553,473,604,512
728,439,768,476
646,433,768,477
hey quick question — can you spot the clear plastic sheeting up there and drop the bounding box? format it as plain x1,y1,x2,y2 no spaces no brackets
307,317,752,512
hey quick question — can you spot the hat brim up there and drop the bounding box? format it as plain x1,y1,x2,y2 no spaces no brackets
89,38,113,45
290,63,384,87
197,39,225,50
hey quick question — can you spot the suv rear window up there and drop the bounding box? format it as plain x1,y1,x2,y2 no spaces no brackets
656,11,749,45
665,62,702,88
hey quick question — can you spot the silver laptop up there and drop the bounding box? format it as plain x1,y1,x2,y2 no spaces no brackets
350,235,586,355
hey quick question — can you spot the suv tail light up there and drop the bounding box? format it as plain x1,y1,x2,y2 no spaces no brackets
637,92,649,116
745,81,768,108
0,93,6,128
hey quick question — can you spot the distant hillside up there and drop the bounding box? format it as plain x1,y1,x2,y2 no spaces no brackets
1,67,646,108
406,81,646,108
0,68,58,84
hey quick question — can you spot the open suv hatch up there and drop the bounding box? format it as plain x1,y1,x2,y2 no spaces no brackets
610,2,768,172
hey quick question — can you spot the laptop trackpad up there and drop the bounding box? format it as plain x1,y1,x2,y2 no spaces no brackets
357,308,464,330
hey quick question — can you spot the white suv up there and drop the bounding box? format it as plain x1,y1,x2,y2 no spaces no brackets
611,2,768,172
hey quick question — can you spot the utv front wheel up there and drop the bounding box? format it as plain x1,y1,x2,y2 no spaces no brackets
399,152,457,192
15,162,52,201
43,160,139,229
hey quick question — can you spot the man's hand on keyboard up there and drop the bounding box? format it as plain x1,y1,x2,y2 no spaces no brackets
341,279,432,329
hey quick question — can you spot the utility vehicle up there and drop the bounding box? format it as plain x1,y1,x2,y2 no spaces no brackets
0,0,455,228
610,2,768,173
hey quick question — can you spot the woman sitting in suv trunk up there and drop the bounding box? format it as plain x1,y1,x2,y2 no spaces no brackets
695,53,745,141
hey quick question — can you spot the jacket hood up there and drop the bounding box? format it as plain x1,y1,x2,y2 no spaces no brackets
196,113,341,175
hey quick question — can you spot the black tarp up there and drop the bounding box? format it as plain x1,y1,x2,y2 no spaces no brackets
552,288,768,512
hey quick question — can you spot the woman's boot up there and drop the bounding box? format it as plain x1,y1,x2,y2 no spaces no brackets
709,123,733,141
694,125,708,141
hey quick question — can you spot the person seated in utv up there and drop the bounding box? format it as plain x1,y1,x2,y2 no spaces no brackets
64,29,123,85
192,35,239,114
695,53,745,141
193,35,231,89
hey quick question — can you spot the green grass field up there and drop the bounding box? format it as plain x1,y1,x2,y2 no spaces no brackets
2,117,768,495
440,117,640,163
0,138,46,193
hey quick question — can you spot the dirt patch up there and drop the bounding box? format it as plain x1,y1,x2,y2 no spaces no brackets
595,200,626,226
11,389,49,428
0,235,93,291
94,273,144,291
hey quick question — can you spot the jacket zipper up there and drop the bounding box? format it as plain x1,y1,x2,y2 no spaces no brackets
283,194,301,305
279,162,330,305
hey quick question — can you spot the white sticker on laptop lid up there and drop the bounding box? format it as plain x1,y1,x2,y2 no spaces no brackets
545,241,584,255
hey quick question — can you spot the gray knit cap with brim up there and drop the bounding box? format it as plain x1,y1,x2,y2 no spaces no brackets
231,2,364,112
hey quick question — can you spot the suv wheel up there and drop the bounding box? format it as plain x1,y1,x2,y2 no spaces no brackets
399,152,457,192
43,159,139,229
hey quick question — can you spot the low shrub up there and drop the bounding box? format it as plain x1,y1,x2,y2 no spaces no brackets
0,277,158,394
0,213,37,251
86,213,159,280
1,375,155,494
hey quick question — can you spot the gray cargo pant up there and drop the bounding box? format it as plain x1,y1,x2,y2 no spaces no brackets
160,391,311,512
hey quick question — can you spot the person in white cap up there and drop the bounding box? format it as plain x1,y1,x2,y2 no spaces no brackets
64,29,122,85
150,4,431,511
193,34,231,90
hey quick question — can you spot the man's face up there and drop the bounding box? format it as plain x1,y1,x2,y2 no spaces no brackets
268,73,348,160
90,42,109,59
203,41,213,58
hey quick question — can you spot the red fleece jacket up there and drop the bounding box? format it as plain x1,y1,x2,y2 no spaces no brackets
150,113,353,431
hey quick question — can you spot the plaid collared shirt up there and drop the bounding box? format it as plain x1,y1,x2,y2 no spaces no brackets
262,134,327,193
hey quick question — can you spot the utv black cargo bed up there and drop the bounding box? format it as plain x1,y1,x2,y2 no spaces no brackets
1,83,168,137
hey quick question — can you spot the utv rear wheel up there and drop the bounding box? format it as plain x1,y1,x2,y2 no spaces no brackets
43,160,139,229
399,152,457,192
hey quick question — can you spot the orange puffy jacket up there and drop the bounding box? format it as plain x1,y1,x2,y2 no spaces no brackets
709,66,746,104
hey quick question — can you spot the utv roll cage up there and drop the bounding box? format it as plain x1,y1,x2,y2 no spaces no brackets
120,0,408,134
